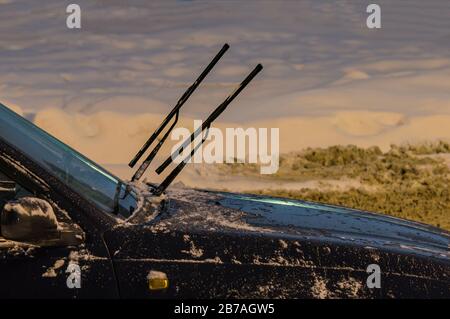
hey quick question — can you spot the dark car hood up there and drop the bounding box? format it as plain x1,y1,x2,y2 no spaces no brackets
102,186,450,295
216,191,450,257
115,187,449,262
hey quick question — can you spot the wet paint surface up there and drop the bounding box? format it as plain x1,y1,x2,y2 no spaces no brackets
217,192,450,260
105,187,450,298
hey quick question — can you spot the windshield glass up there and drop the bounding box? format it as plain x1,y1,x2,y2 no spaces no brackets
0,102,136,217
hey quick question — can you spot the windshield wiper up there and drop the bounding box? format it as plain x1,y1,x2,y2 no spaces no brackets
129,44,263,196
152,63,263,196
129,43,230,181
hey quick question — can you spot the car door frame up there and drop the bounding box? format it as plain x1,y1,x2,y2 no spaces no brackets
0,136,120,298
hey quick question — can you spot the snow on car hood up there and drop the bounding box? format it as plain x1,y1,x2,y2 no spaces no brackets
216,191,450,258
115,186,449,262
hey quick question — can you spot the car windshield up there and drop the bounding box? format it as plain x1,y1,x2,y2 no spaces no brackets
0,102,137,217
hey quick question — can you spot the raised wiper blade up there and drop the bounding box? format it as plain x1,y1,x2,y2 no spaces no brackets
129,43,230,180
152,64,263,196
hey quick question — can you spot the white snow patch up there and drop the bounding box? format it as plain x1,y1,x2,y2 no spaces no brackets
279,239,288,249
336,277,363,298
147,270,168,281
123,181,167,224
42,259,65,278
2,197,60,241
311,275,329,299
181,240,204,258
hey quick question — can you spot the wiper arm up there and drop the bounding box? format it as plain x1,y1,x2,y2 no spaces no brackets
152,64,263,196
129,44,230,181
112,181,123,215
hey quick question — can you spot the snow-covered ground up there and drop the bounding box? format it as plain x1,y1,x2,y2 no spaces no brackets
1,0,450,184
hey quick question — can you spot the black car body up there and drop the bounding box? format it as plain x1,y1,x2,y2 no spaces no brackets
0,102,449,299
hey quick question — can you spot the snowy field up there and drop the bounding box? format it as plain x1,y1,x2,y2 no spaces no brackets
1,0,450,184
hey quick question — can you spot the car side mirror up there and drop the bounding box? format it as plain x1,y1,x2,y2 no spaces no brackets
0,197,84,247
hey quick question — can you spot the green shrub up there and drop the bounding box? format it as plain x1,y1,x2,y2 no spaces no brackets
218,142,450,230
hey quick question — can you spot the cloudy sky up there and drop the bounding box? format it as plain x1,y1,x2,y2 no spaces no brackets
1,0,450,170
